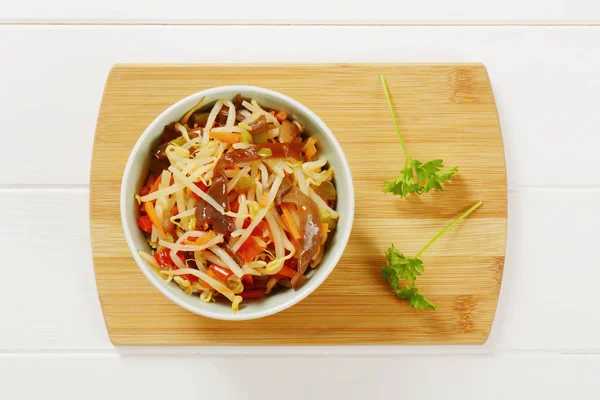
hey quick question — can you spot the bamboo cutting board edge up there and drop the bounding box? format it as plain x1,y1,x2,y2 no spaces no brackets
90,63,507,346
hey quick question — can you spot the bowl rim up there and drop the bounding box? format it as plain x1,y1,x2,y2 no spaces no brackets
120,85,355,321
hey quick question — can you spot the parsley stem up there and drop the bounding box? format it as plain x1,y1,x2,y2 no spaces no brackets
381,75,410,166
415,201,483,258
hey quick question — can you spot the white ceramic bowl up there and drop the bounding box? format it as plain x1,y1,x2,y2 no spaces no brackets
121,86,354,320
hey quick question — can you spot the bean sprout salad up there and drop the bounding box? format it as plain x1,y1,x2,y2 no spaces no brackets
135,95,338,312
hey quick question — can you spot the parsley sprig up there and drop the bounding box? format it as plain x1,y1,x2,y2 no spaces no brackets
382,201,482,310
381,75,458,197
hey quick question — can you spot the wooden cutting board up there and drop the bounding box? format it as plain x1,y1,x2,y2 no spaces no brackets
90,64,506,345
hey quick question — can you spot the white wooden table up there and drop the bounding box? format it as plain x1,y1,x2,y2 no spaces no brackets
1,2,600,398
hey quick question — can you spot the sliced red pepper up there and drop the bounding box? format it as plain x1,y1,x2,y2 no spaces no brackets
236,236,267,263
240,289,265,300
209,264,233,282
185,272,199,283
189,181,208,201
154,249,174,269
153,250,198,282
242,274,254,286
252,220,270,239
230,198,240,213
137,215,153,234
275,265,296,279
241,219,269,239
195,181,208,191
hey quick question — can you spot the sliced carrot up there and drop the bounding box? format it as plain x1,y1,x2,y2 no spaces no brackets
230,198,240,213
302,137,318,161
302,137,317,152
209,131,241,144
195,231,216,246
146,174,157,191
182,235,210,246
274,110,287,122
171,205,179,215
305,144,317,161
280,204,301,240
236,236,266,263
144,201,166,237
291,237,300,250
149,177,161,193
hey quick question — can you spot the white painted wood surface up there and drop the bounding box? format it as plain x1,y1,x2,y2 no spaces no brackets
1,20,599,399
2,354,599,400
0,0,599,24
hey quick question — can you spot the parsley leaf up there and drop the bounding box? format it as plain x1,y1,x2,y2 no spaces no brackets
396,284,438,310
384,159,458,197
385,246,424,282
381,75,458,198
382,201,483,310
381,252,436,311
